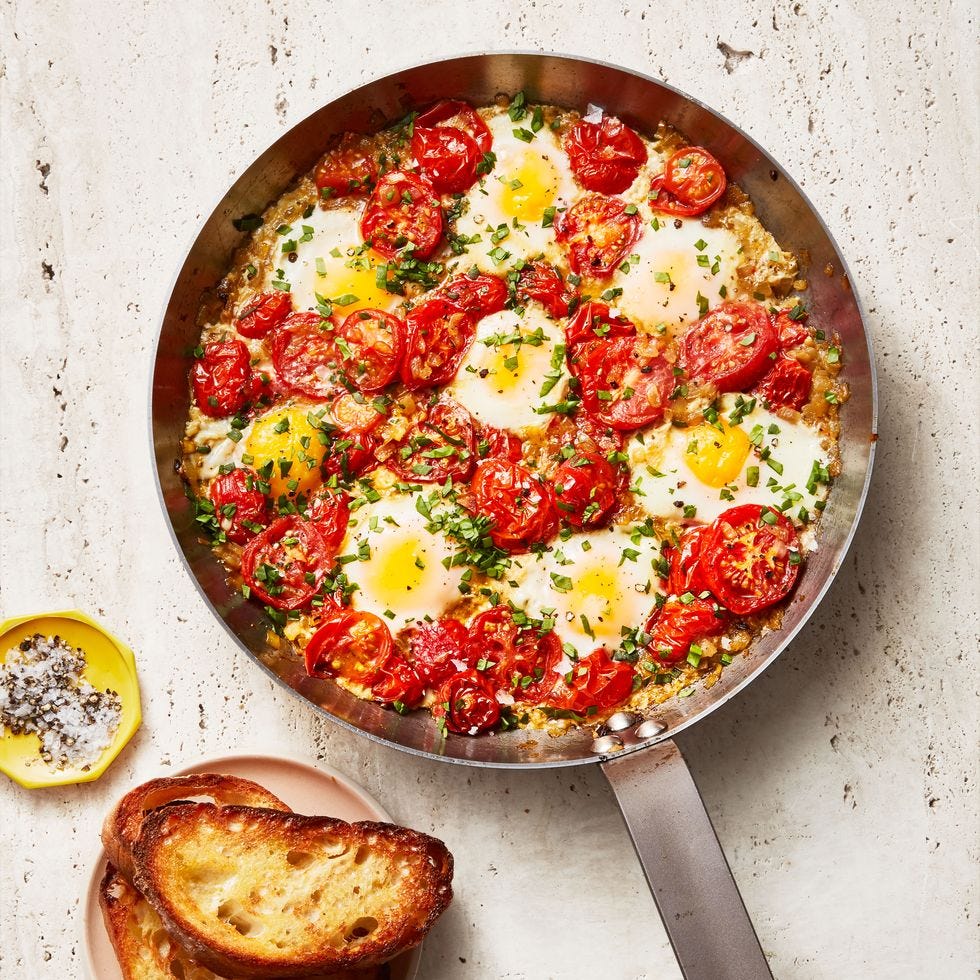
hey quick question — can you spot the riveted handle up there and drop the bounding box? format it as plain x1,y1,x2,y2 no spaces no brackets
602,739,773,980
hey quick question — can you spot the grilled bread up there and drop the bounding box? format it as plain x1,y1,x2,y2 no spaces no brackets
102,774,290,881
98,864,387,980
131,803,453,979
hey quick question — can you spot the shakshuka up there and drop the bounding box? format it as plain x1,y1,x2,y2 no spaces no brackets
182,96,846,736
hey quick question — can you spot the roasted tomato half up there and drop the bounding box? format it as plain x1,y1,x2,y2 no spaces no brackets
432,272,508,318
271,312,342,400
548,649,634,714
304,485,351,554
577,335,674,431
564,114,647,194
515,261,577,319
208,468,268,544
645,596,728,663
412,124,481,194
415,99,492,154
554,451,619,529
235,291,292,340
304,609,393,686
702,504,802,615
400,298,476,390
314,134,379,198
471,459,559,552
753,355,813,412
192,341,252,418
408,618,472,687
360,171,443,260
554,194,641,278
661,146,727,212
680,302,777,393
334,308,404,393
241,516,332,611
389,397,477,483
432,669,501,735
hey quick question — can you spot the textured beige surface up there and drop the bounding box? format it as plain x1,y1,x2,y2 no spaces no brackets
1,2,978,978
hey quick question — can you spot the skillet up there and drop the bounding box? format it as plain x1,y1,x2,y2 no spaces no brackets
150,52,877,980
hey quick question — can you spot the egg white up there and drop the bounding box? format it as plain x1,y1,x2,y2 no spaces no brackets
261,204,402,318
452,112,576,275
605,207,741,334
342,493,463,633
447,306,569,432
508,526,662,656
627,393,830,527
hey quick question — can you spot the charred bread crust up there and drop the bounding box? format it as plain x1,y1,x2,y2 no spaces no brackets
102,774,291,881
131,803,453,979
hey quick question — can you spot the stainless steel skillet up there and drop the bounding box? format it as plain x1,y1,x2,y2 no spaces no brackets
150,52,877,980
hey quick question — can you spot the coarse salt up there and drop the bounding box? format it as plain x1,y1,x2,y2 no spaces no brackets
0,634,122,771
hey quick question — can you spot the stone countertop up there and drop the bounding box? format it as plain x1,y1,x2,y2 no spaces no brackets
1,2,977,977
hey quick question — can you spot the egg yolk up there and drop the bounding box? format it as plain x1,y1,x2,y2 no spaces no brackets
244,408,324,499
302,249,393,315
499,154,560,222
568,565,620,640
685,421,752,488
357,535,430,615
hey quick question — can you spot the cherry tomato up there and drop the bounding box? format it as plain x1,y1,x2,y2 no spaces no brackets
515,261,577,319
648,175,707,218
235,292,292,339
319,429,377,482
389,398,477,483
433,669,501,735
408,618,472,686
304,609,393,685
554,194,641,278
645,596,728,663
479,425,524,462
661,146,727,212
549,649,634,714
314,134,379,198
371,654,424,707
554,450,619,528
471,459,559,552
774,309,811,350
753,355,813,412
564,115,647,194
680,302,778,392
329,391,385,435
412,125,481,194
702,504,802,615
208,469,268,544
577,335,674,431
400,297,476,389
667,524,713,595
335,308,404,392
271,312,341,400
241,516,332,610
465,608,562,699
192,341,252,418
565,302,636,374
360,171,443,260
433,272,508,318
304,485,350,554
415,100,492,155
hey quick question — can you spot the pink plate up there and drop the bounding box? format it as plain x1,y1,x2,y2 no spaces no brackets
83,753,422,979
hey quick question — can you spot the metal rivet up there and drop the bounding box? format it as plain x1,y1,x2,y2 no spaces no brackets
605,711,641,732
592,734,624,754
634,719,667,739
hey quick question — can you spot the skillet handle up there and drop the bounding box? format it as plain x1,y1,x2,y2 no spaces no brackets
602,738,773,980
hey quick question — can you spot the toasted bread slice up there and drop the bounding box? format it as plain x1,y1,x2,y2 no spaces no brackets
103,775,290,881
99,864,388,980
132,803,453,978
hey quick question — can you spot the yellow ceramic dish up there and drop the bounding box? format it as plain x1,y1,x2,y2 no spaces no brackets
0,610,141,789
